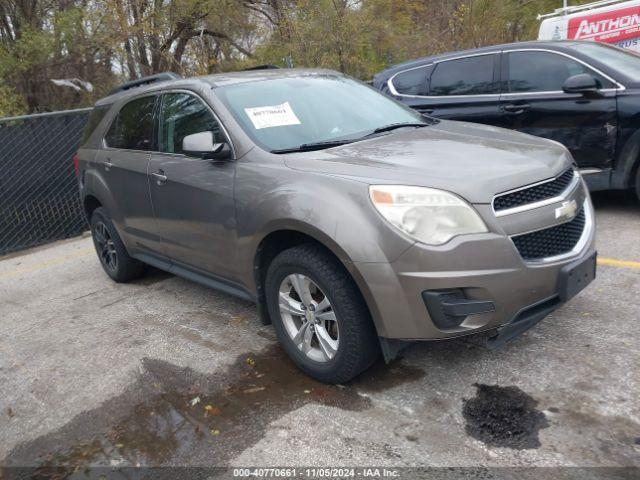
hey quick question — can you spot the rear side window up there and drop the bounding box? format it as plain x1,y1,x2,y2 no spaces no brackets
430,55,496,96
105,96,156,151
159,92,225,154
391,66,431,95
506,51,614,93
81,105,110,144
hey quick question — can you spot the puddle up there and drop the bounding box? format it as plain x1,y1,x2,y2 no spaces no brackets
462,384,549,450
3,346,424,474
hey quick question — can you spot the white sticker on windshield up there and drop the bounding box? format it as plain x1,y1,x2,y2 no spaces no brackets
244,102,301,130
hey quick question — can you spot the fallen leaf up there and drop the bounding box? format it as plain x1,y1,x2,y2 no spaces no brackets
243,386,266,394
204,405,221,416
246,357,255,366
190,396,201,406
211,429,220,436
231,314,249,325
115,443,124,449
303,389,311,394
6,407,14,418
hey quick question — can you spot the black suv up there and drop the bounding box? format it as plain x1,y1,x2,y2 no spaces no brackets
373,40,640,199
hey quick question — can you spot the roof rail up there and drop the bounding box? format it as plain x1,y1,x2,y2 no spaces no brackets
108,72,182,96
243,64,281,71
537,0,623,20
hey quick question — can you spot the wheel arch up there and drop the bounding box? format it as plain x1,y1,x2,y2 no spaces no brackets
613,127,640,190
81,170,120,224
252,223,385,337
83,194,102,222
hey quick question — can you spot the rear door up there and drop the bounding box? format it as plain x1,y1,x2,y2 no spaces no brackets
387,54,502,125
423,53,502,125
148,91,238,280
498,49,618,168
99,95,163,257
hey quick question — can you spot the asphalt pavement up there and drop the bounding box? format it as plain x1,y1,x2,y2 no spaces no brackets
0,191,638,476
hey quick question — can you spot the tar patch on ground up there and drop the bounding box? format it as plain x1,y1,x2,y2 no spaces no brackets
2,346,424,474
462,383,549,450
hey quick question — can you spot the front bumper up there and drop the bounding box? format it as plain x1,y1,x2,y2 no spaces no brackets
353,197,596,341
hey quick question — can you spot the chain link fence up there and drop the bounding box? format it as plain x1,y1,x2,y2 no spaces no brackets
0,108,91,256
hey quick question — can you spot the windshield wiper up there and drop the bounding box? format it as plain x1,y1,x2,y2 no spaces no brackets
271,120,437,154
271,139,354,154
371,122,430,134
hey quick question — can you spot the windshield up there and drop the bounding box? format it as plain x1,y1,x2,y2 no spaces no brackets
570,42,640,80
215,74,425,152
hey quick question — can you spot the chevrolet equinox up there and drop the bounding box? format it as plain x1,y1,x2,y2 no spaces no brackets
77,69,596,383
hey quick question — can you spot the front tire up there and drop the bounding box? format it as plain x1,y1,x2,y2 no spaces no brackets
90,207,145,282
635,166,640,202
265,244,380,383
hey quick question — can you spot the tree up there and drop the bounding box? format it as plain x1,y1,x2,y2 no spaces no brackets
107,0,258,78
0,0,118,112
0,0,596,113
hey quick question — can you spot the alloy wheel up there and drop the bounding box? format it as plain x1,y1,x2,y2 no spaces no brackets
278,274,339,363
94,221,118,272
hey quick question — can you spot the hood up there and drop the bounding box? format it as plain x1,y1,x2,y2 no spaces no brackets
283,120,573,204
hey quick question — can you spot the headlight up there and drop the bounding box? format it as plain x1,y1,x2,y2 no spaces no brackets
369,185,488,246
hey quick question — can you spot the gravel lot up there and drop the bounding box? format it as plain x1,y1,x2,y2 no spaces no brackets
0,191,639,476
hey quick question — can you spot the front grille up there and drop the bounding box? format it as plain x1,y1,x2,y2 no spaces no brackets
494,168,575,212
512,207,586,261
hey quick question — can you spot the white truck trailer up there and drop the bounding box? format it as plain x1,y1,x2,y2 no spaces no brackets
539,0,640,52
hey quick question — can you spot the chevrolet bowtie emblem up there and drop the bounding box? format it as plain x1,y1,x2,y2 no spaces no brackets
555,199,578,220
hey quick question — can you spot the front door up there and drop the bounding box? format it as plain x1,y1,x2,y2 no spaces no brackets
498,50,618,169
148,91,238,280
402,53,500,125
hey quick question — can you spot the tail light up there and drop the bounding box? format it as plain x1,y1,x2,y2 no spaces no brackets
73,153,80,176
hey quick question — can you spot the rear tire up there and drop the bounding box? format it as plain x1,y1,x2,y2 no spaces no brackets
635,166,640,202
265,244,380,384
90,207,145,282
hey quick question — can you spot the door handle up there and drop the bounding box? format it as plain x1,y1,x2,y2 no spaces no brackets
151,170,167,185
503,104,531,114
102,159,113,171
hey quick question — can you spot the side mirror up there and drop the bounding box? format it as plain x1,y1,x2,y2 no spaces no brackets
562,74,599,95
182,131,232,160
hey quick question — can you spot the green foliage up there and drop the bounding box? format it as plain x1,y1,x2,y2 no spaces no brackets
0,0,602,111
254,0,598,78
0,84,26,117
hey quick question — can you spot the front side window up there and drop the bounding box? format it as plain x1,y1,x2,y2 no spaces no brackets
506,51,613,93
160,93,225,154
391,66,431,95
215,74,424,152
429,55,496,96
105,96,156,151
